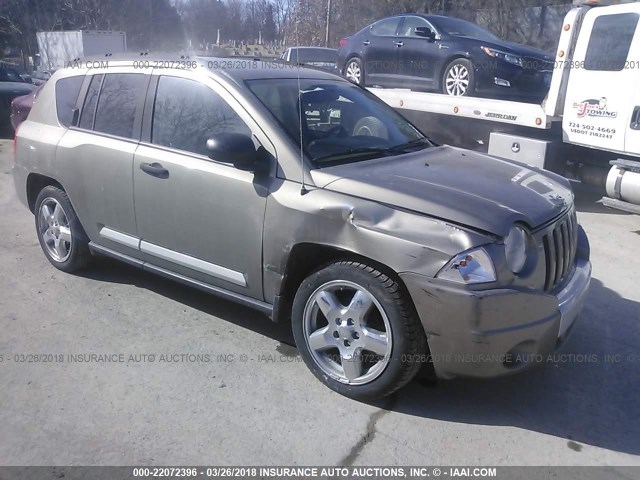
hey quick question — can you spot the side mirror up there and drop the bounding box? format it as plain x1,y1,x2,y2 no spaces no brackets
206,133,269,174
415,27,436,41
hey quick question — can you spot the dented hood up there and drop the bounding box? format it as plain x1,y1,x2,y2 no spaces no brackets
311,146,573,237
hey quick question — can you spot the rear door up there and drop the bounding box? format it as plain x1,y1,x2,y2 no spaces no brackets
364,17,402,86
563,4,640,155
56,68,150,257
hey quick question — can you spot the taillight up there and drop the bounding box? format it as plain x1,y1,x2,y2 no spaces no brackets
339,38,348,48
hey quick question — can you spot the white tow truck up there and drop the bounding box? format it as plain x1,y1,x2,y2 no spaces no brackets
36,30,127,71
370,0,640,213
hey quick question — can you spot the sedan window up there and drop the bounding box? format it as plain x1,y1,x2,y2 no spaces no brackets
370,18,401,37
151,76,251,157
399,17,433,37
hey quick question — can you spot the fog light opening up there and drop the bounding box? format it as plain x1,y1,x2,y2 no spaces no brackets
503,341,538,369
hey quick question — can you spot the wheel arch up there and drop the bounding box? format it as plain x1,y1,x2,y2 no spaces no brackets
440,54,474,91
273,242,417,325
26,173,64,214
343,55,365,81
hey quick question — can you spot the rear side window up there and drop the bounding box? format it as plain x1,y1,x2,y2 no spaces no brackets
79,74,103,130
151,76,250,157
93,73,146,139
371,18,400,36
55,76,83,127
585,13,639,71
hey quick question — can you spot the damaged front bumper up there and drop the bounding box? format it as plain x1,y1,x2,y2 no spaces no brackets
400,256,592,379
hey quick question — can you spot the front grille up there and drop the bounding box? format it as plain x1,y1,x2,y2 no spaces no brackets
541,208,578,292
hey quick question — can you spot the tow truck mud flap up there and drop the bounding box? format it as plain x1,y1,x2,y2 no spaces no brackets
603,160,640,214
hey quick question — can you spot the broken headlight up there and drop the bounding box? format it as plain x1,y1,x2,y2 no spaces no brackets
436,248,496,285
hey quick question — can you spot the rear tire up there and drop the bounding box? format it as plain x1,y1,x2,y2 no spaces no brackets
292,261,426,401
35,186,92,273
344,57,365,86
442,58,475,97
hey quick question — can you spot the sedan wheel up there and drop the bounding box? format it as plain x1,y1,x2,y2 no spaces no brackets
444,60,474,97
345,59,363,85
292,261,426,400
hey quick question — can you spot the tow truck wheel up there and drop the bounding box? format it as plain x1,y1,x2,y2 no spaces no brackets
443,58,475,97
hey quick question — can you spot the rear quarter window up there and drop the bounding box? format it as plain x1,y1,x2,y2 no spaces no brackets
55,76,84,127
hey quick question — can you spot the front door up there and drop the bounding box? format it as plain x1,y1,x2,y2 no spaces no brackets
564,4,640,155
396,16,440,90
133,72,273,299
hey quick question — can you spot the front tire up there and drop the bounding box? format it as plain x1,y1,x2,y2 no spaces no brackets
35,186,92,273
292,261,426,401
344,57,365,86
442,58,475,97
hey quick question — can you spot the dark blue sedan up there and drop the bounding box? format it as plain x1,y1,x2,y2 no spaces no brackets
337,15,554,102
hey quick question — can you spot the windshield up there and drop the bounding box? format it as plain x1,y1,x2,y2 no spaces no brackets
246,78,429,167
432,17,500,42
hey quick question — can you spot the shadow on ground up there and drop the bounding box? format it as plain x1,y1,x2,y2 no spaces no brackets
81,255,639,456
80,257,294,347
395,277,640,456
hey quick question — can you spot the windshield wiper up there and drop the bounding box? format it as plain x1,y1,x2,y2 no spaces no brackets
385,138,431,154
314,147,389,164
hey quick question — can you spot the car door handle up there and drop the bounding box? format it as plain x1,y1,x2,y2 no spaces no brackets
632,107,640,130
394,41,404,47
140,162,169,179
363,40,370,46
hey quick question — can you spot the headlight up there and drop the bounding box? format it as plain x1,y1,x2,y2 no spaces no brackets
481,46,523,67
436,248,496,285
504,225,530,274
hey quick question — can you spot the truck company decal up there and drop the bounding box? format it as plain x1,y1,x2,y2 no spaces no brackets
485,112,518,121
573,97,618,119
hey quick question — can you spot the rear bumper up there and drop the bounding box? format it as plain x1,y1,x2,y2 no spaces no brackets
12,163,29,210
401,257,591,379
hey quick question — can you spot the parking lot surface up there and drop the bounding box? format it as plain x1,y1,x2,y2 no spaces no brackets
0,139,639,466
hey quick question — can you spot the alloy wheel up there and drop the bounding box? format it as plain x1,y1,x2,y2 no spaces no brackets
345,61,362,84
38,197,72,262
302,280,393,385
445,64,470,96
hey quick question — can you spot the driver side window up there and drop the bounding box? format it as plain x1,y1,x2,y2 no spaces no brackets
399,17,434,37
152,76,251,157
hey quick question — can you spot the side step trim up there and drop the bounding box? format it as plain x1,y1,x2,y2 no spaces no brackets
89,242,145,268
143,263,272,315
88,242,273,316
140,241,247,287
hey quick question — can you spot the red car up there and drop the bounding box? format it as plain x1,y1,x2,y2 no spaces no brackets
10,84,42,132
